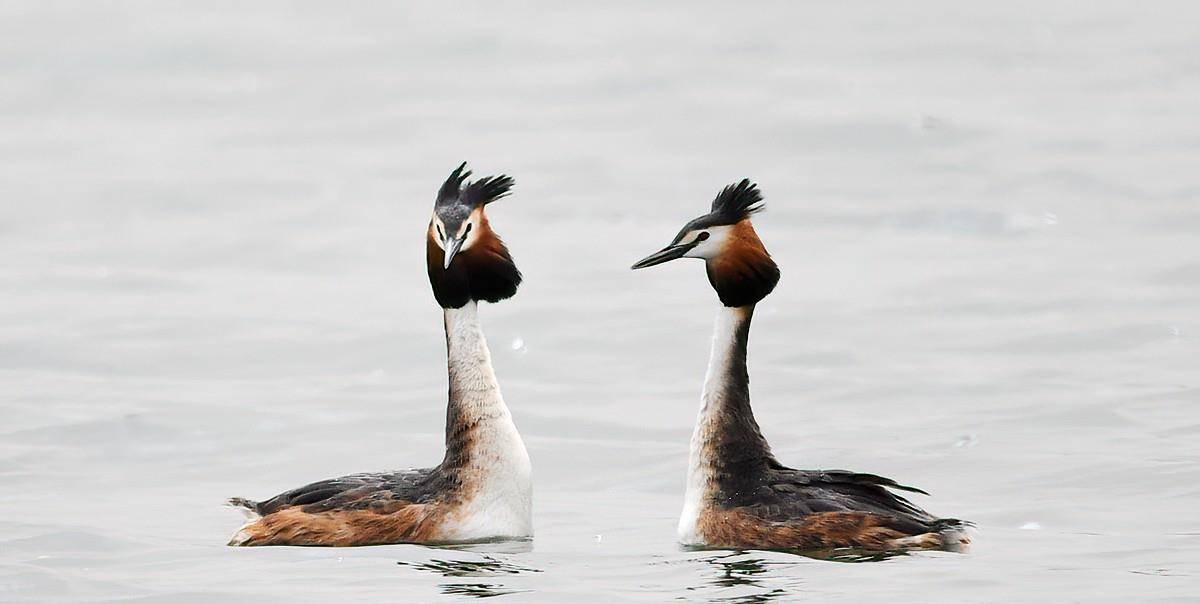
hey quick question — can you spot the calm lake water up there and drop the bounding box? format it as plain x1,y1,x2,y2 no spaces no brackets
2,2,1198,601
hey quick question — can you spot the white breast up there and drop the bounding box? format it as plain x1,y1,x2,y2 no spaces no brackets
443,417,533,541
678,421,712,545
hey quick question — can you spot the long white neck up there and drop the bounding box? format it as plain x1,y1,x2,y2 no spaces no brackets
679,304,772,543
700,305,753,423
440,302,532,539
444,302,502,413
442,302,524,467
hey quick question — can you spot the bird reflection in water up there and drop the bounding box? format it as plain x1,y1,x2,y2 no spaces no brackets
397,543,540,599
694,547,909,602
698,553,797,603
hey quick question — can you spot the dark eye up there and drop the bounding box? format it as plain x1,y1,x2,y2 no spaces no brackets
696,231,710,242
464,223,472,236
436,224,444,238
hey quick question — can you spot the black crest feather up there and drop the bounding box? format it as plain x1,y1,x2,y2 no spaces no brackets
437,162,514,208
437,162,471,206
463,174,515,206
710,179,765,223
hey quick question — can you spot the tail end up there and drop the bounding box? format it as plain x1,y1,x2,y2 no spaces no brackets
932,518,974,552
886,518,974,552
226,497,262,546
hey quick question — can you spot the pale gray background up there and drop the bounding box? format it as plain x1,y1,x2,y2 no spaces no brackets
2,1,1198,602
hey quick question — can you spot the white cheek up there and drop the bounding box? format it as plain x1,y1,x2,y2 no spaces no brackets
431,218,448,250
683,242,709,259
459,226,480,251
683,229,730,259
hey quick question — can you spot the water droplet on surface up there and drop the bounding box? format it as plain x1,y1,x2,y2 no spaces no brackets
511,337,526,353
593,534,603,543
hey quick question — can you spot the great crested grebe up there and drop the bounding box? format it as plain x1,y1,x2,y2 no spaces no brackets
632,179,970,552
228,163,532,546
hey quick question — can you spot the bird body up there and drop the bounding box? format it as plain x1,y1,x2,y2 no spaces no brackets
635,180,970,552
228,164,530,547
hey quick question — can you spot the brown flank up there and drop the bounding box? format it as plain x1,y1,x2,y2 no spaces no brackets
698,508,945,551
233,501,454,547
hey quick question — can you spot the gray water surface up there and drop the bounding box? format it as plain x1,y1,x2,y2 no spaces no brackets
2,2,1199,601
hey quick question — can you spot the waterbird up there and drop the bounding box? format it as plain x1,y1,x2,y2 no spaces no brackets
228,163,532,546
632,179,970,552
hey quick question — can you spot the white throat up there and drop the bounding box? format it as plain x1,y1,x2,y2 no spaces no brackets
444,302,504,406
442,302,533,540
678,305,751,544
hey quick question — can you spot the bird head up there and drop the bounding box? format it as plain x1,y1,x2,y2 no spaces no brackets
632,179,780,307
427,162,522,308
